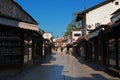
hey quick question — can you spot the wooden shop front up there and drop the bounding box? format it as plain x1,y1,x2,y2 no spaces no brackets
0,18,43,67
0,0,43,67
102,22,120,75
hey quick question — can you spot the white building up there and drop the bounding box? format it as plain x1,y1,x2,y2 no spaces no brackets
72,31,82,42
76,0,120,35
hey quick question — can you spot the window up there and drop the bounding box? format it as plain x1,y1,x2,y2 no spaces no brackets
115,2,119,5
74,34,81,36
109,39,116,67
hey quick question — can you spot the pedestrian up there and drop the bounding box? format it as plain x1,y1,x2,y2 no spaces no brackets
67,45,69,54
62,46,67,54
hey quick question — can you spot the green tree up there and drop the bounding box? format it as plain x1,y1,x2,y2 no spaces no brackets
63,12,82,37
74,21,82,31
63,24,75,37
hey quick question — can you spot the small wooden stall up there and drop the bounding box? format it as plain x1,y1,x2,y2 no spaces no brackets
43,33,53,56
86,26,106,64
101,22,120,75
0,19,43,67
42,39,52,56
86,22,120,75
72,35,88,59
0,0,43,67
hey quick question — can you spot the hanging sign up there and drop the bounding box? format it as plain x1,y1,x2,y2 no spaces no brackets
43,33,52,39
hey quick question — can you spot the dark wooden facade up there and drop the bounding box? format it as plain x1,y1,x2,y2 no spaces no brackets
102,22,120,74
0,0,43,67
71,21,120,76
0,24,43,67
76,22,120,75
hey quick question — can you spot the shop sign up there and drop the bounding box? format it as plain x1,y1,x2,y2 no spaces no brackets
43,33,52,39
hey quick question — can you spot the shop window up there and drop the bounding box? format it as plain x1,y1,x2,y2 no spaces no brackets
74,34,81,37
24,40,29,55
109,39,116,67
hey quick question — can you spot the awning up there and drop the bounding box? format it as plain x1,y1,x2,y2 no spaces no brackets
77,35,87,41
86,29,101,40
0,16,39,31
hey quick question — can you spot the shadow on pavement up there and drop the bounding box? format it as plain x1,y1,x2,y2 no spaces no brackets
0,51,119,80
0,53,55,80
70,55,119,78
63,73,119,80
69,54,106,72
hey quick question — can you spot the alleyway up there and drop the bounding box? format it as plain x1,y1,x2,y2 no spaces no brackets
16,50,119,80
0,50,120,80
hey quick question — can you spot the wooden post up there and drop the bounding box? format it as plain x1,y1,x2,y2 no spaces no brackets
116,37,119,68
21,30,25,65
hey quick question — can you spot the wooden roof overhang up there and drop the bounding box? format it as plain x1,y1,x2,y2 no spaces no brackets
76,14,85,22
0,16,39,32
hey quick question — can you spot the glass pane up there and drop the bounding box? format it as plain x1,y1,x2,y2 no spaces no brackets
109,39,116,67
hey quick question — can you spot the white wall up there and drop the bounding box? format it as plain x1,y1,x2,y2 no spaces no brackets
86,0,120,31
72,31,82,42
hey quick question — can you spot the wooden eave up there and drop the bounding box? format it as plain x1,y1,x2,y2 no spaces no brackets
76,14,85,22
111,8,120,15
0,14,37,25
0,15,39,31
11,0,38,25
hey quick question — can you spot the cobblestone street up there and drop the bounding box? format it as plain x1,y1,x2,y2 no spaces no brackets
1,50,119,80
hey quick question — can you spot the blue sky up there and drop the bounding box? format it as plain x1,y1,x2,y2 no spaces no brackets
15,0,104,37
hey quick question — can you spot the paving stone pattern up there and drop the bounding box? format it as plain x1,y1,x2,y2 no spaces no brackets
0,50,120,80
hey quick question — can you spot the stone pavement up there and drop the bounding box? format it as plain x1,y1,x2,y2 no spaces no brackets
0,50,120,80
18,50,119,80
